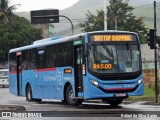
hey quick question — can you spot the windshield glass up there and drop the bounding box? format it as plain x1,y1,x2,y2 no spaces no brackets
88,44,141,73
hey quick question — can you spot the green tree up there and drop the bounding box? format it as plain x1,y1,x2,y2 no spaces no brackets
0,0,20,23
0,15,43,63
80,0,147,43
0,0,42,63
80,10,104,32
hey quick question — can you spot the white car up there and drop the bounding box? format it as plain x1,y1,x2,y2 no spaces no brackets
0,69,9,87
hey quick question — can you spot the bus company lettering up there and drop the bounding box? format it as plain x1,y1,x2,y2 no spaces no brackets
107,85,122,88
44,76,56,81
56,71,63,89
64,77,72,81
93,35,131,42
105,84,135,89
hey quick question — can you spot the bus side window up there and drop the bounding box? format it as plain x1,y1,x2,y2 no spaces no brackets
37,49,45,69
30,49,36,69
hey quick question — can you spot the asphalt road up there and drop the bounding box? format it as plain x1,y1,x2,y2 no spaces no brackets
0,87,160,120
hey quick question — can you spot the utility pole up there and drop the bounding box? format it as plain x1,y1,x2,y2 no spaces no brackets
115,8,120,30
147,1,160,103
115,16,117,30
146,1,159,103
154,1,158,103
104,0,107,30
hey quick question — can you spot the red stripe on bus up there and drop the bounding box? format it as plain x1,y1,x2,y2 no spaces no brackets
106,88,133,91
35,68,56,72
10,68,56,74
10,71,22,74
10,71,17,74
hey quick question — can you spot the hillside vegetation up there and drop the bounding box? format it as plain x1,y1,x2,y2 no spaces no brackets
59,0,160,35
133,2,160,35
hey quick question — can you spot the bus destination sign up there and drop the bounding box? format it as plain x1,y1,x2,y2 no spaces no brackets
90,34,133,42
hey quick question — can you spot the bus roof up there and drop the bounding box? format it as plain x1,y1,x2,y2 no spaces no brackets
32,36,64,44
9,30,138,53
9,33,86,53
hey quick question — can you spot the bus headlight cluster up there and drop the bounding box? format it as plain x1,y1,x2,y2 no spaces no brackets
90,79,99,87
138,79,143,85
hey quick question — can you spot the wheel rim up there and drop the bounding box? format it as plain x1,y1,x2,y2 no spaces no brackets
27,87,31,100
69,89,74,100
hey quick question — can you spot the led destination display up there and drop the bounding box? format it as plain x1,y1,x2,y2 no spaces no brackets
90,34,136,42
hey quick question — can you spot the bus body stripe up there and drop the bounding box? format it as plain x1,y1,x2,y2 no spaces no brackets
34,68,56,72
106,88,133,91
10,71,22,74
10,68,56,74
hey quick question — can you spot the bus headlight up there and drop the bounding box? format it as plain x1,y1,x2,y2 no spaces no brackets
90,79,99,87
138,79,143,85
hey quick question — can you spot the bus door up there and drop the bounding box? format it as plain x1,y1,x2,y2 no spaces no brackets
16,52,22,96
35,49,45,97
74,44,84,97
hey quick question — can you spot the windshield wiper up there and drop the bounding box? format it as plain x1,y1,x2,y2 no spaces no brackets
101,42,113,58
126,43,133,60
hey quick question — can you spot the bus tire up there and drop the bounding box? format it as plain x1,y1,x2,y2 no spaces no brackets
26,85,33,102
65,85,82,106
61,100,67,105
107,99,123,107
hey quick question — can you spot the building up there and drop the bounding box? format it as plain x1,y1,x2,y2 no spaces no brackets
33,24,55,38
141,44,160,85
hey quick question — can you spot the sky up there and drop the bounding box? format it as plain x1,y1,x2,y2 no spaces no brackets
9,0,79,12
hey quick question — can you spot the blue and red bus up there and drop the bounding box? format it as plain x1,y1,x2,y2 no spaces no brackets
9,31,144,106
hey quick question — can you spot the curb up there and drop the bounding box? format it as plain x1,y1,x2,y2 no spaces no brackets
0,105,25,111
142,101,160,106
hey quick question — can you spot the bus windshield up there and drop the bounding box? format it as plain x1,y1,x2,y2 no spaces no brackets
88,43,141,73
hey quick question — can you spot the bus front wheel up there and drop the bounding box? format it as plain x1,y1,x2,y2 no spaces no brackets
65,85,83,106
26,85,33,102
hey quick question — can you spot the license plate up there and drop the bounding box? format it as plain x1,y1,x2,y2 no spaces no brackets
115,93,126,97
